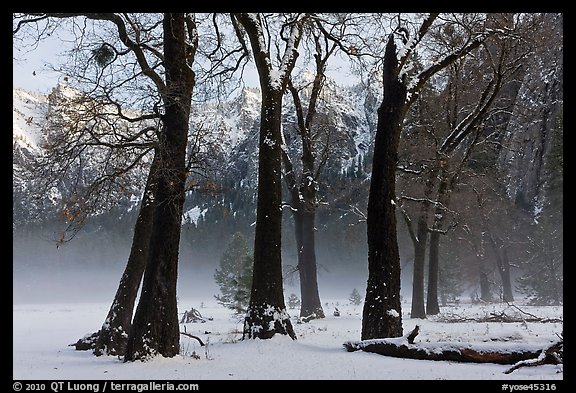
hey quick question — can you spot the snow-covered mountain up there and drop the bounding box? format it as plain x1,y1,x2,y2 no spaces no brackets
13,89,47,151
13,78,378,233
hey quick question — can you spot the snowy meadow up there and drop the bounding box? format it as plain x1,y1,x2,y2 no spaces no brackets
13,266,563,381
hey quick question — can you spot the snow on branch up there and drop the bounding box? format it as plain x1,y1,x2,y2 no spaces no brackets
397,13,439,70
504,338,563,374
273,14,308,90
406,29,494,107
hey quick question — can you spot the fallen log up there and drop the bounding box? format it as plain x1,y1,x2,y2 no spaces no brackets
343,326,562,365
504,340,563,374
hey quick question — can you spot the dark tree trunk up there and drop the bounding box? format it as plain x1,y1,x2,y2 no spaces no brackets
500,249,514,302
362,34,406,340
479,259,493,302
282,53,328,322
427,231,441,315
410,219,428,318
426,168,449,316
124,13,195,361
293,209,325,320
284,147,324,321
409,166,438,319
92,154,159,356
235,13,304,340
243,87,295,340
488,234,514,302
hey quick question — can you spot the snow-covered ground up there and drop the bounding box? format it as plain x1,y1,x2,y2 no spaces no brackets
13,295,563,381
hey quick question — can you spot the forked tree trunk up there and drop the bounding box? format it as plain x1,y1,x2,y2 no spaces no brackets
93,154,158,356
426,168,449,316
124,13,195,361
70,138,159,357
409,166,439,319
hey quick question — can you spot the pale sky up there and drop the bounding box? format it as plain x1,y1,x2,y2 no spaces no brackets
13,32,71,94
13,27,357,95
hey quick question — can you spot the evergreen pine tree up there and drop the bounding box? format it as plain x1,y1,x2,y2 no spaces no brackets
287,293,301,310
349,288,362,306
214,232,253,314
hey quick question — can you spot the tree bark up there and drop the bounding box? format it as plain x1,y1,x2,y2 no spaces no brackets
426,230,441,315
243,87,295,340
93,154,158,356
293,209,325,319
124,13,195,361
426,167,449,316
411,215,429,318
362,34,406,340
234,13,305,340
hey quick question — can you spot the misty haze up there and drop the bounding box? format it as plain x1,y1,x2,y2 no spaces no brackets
13,12,562,381
13,228,373,305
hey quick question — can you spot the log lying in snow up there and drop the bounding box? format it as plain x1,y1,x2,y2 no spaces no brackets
343,326,562,365
504,340,563,374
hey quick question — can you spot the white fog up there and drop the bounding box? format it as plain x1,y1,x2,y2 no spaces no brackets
13,233,377,306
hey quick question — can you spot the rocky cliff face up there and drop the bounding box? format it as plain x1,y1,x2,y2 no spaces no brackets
497,13,563,215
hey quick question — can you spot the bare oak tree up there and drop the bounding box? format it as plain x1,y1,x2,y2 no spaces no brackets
280,18,346,321
15,12,200,360
232,13,309,340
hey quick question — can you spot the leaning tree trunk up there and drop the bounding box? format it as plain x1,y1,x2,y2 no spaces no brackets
71,150,159,356
243,87,296,340
124,13,195,361
93,154,159,356
362,34,406,340
293,209,325,320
